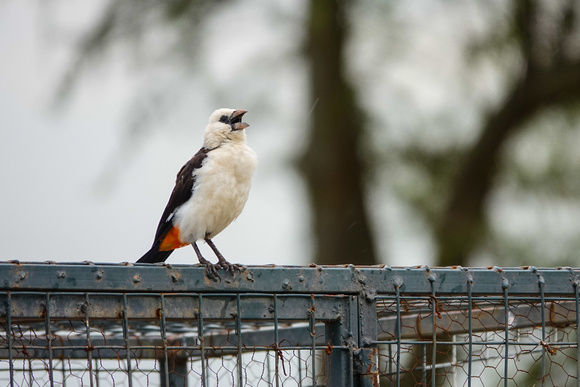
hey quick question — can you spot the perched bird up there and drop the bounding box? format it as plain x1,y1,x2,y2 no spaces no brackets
137,108,257,278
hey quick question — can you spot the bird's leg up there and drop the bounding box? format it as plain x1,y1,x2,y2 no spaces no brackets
192,242,220,281
205,238,239,274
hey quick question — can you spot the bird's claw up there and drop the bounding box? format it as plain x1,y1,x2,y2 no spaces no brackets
217,259,241,277
203,260,240,282
205,263,222,282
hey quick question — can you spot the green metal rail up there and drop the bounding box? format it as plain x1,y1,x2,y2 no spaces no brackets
1,262,579,386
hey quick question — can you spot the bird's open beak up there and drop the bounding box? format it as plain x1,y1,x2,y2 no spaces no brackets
230,109,249,131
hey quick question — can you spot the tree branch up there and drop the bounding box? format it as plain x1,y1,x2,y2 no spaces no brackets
436,62,580,266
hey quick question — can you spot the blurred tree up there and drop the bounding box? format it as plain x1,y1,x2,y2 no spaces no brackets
57,0,221,103
299,0,378,265
435,0,580,266
55,0,580,270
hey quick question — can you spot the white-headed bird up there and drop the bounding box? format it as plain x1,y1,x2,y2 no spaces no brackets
137,108,257,278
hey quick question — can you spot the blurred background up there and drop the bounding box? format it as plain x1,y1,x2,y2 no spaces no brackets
2,0,580,268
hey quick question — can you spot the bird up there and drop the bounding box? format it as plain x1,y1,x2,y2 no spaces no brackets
137,108,257,279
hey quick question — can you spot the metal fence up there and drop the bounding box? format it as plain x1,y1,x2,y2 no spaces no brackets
1,262,580,386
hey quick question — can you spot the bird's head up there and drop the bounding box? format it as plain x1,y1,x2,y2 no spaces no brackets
204,108,250,149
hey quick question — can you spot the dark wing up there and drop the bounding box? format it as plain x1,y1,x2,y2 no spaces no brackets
152,147,211,243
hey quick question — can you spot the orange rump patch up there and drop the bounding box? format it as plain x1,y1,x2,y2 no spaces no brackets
160,227,189,251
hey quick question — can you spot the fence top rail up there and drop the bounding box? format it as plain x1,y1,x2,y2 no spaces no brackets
0,261,579,295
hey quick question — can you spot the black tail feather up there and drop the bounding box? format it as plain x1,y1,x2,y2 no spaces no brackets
137,247,173,263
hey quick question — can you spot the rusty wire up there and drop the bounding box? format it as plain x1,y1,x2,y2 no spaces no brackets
1,265,580,386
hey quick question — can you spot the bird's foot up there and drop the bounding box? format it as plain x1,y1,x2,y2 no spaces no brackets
197,256,240,281
196,256,221,281
205,263,222,282
199,238,242,281
216,256,241,276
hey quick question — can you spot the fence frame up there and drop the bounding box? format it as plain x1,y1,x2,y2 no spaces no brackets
1,262,580,386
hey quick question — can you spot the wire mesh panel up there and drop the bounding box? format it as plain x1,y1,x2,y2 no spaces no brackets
375,295,579,386
1,291,353,386
0,263,580,386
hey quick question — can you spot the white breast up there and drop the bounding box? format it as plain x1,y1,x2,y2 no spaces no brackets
174,142,257,243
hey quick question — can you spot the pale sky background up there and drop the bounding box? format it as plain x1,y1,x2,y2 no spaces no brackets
0,1,493,268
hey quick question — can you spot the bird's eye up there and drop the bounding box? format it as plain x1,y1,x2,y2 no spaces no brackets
219,115,228,123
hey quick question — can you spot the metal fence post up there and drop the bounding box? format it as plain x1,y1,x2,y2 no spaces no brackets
325,295,356,386
5,292,14,387
160,354,189,387
159,292,188,387
355,273,379,387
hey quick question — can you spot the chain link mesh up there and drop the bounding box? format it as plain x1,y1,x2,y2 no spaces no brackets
1,266,580,386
